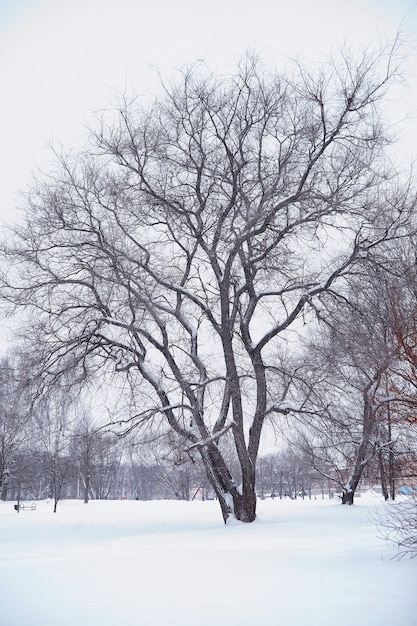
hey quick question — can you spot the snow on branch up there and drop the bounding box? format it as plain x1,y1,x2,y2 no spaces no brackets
186,422,234,451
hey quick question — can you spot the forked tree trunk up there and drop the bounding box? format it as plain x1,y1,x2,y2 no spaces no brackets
200,444,257,523
341,490,354,505
216,481,257,523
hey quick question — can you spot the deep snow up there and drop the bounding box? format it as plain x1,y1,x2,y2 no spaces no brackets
0,493,415,626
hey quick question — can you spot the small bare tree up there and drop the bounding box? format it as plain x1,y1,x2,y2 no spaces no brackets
377,493,417,559
0,353,32,501
34,388,76,512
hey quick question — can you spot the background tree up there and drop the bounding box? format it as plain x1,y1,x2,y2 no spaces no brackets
136,431,209,500
34,388,77,512
69,406,127,502
72,416,95,503
294,241,417,502
0,354,32,501
295,297,390,502
1,45,414,522
84,430,125,500
377,492,417,560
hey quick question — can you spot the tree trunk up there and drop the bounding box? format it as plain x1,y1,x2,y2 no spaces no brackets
84,472,90,504
200,444,257,523
388,444,396,500
342,461,363,505
341,490,354,505
0,471,9,501
378,447,389,501
234,469,257,523
387,411,395,500
342,382,378,505
216,482,257,523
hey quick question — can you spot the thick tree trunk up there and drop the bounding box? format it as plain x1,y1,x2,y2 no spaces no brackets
342,383,378,505
341,463,363,505
233,470,257,523
341,451,365,505
341,445,367,505
200,444,257,523
341,490,354,505
235,488,257,522
216,482,257,523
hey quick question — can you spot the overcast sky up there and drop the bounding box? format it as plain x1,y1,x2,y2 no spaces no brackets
0,0,416,226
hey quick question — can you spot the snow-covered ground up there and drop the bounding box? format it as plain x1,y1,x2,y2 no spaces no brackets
0,493,415,626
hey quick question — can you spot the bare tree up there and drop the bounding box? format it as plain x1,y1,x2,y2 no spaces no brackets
69,406,126,502
130,431,208,500
76,428,125,500
1,45,414,522
0,354,32,501
71,412,101,503
376,492,417,559
294,248,417,504
34,389,76,512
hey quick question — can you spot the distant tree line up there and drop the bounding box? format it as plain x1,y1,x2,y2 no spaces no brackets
1,350,416,511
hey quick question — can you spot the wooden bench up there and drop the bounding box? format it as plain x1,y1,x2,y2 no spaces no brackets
14,503,36,511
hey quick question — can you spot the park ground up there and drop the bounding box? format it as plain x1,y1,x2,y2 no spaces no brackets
0,492,416,626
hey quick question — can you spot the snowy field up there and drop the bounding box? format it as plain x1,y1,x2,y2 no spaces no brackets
0,493,416,626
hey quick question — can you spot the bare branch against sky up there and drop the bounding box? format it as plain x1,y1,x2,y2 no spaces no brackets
0,0,416,227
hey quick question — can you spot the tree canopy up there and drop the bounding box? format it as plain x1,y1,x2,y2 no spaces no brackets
1,45,416,522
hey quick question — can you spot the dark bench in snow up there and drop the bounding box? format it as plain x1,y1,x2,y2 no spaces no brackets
14,503,36,511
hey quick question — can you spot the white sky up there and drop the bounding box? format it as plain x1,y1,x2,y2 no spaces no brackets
0,0,416,226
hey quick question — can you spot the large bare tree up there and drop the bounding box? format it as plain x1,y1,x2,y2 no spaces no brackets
1,47,414,522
